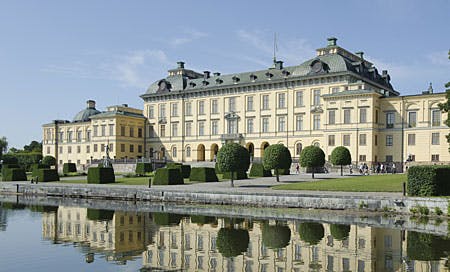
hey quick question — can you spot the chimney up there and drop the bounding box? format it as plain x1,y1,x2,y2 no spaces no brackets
428,82,433,94
203,71,210,79
275,60,283,70
327,37,337,47
86,100,96,109
213,72,221,76
355,51,364,59
177,61,185,69
382,70,388,76
121,104,128,107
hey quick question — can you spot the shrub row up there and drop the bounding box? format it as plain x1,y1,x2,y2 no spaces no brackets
189,167,218,182
2,167,27,181
167,163,191,178
249,163,272,177
63,163,77,174
87,209,114,221
153,168,183,185
135,162,153,176
32,169,59,182
407,166,450,196
87,167,115,184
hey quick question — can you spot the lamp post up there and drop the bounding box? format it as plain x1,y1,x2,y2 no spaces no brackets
90,156,93,165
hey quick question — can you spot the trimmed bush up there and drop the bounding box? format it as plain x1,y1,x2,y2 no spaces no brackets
87,209,114,221
261,223,291,249
299,146,326,179
135,162,153,176
407,231,450,261
249,163,272,177
153,212,183,226
330,146,352,176
407,166,450,196
42,155,56,166
167,163,191,179
217,228,250,258
215,162,223,174
153,168,184,185
330,224,350,240
216,143,250,187
32,169,59,182
223,171,247,180
2,167,27,181
190,215,217,225
14,152,42,171
31,163,50,172
1,164,19,177
298,222,324,245
263,144,292,182
87,167,115,184
189,167,218,182
276,168,290,175
63,163,77,174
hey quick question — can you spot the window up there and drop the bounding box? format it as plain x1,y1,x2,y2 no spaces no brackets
185,102,192,116
386,135,393,146
296,143,303,156
343,135,350,146
198,121,205,136
93,126,98,137
331,87,339,94
149,125,154,137
186,146,191,157
93,144,97,152
432,109,441,126
109,124,114,136
278,93,286,108
172,147,177,158
344,109,351,124
408,134,415,145
375,110,379,123
120,144,125,152
262,95,269,110
375,135,378,146
211,120,218,135
313,115,320,130
328,110,335,125
343,258,350,272
313,89,321,105
353,133,364,147
120,126,125,136
59,146,63,153
171,123,178,136
228,97,236,112
198,101,205,115
101,125,106,136
296,115,303,131
129,127,134,137
262,118,269,133
160,125,165,137
68,131,73,142
171,103,178,117
138,128,143,138
109,144,114,152
159,104,166,118
148,105,154,118
328,135,335,146
77,131,82,142
295,91,304,107
101,144,105,152
408,111,417,127
211,99,218,114
77,146,81,153
386,112,395,128
432,132,440,145
247,118,254,133
185,122,192,136
247,96,254,111
360,108,367,123
138,145,142,153
86,130,91,141
278,116,286,132
359,155,367,161
431,154,440,161
68,146,72,153
130,144,134,152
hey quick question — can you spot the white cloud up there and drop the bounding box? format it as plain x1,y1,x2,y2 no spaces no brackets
171,28,208,47
427,50,450,66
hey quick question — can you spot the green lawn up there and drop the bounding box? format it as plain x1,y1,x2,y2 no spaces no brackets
273,174,406,192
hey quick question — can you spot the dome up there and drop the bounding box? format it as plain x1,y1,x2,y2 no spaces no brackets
73,100,101,122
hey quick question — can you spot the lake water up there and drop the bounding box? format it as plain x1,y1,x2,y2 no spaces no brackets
0,201,449,272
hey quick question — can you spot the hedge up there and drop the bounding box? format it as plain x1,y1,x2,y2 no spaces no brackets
190,215,217,225
1,164,19,177
12,152,43,171
407,166,450,196
407,231,450,261
32,169,59,182
31,163,50,172
330,224,350,241
87,167,115,184
298,222,324,245
249,163,272,177
2,168,27,181
275,168,290,175
153,212,183,226
167,163,191,179
135,162,153,176
63,163,77,174
261,223,291,249
189,167,218,182
87,209,114,221
223,171,247,180
153,168,183,185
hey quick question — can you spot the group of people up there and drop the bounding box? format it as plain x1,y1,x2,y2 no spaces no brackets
351,162,397,175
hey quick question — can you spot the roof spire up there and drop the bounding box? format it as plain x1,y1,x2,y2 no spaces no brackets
428,82,433,94
273,33,278,67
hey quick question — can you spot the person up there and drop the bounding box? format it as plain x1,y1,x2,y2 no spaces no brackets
376,163,381,174
380,163,384,174
296,163,300,174
392,162,396,174
349,164,353,174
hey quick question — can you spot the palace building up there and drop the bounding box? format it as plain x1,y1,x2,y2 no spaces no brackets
141,37,449,167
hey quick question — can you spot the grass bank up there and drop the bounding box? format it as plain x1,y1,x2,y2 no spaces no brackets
274,174,406,192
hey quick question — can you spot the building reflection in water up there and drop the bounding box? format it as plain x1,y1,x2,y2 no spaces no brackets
36,206,450,271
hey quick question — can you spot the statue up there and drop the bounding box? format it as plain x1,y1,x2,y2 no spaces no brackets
103,144,112,167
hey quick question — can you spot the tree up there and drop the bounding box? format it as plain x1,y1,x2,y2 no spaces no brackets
299,145,325,179
330,146,352,176
42,155,57,166
0,136,7,159
263,144,292,182
298,222,324,245
261,222,291,249
216,143,250,187
23,141,42,153
438,50,450,152
330,224,350,240
217,228,249,258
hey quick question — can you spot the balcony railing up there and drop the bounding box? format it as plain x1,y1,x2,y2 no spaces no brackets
220,133,243,142
386,123,394,129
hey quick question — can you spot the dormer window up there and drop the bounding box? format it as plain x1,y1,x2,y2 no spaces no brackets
250,74,257,81
232,76,240,84
265,72,273,79
215,78,223,84
189,82,196,88
202,80,209,86
282,69,290,77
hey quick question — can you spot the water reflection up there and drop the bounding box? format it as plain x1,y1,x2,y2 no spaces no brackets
1,202,450,271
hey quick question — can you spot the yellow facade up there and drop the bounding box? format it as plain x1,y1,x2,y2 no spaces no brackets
42,101,146,171
141,38,449,168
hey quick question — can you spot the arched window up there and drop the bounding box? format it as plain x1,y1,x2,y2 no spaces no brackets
172,146,177,158
186,146,191,157
296,143,303,155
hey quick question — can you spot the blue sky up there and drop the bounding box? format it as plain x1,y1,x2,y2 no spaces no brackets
0,0,449,149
